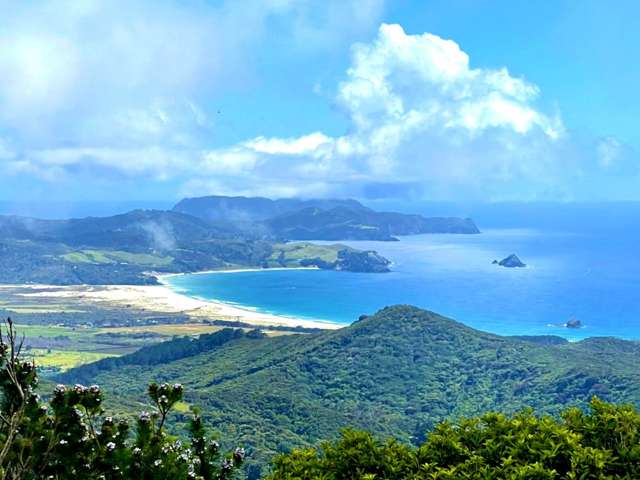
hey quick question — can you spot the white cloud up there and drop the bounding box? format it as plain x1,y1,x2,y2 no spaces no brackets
0,0,383,143
598,137,622,168
2,12,637,202
337,24,562,138
245,133,333,156
0,139,16,161
23,147,190,182
175,24,570,200
201,149,260,175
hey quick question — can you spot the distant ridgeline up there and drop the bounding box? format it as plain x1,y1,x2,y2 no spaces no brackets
0,196,478,284
173,195,480,240
60,305,640,474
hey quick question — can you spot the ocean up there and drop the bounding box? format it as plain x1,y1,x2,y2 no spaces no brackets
165,218,640,340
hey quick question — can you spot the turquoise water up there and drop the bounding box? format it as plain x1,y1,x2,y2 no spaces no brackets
166,228,640,340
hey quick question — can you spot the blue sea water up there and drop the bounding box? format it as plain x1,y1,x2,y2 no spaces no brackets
166,225,640,340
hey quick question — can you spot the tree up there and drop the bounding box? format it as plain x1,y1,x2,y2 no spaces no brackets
0,318,245,479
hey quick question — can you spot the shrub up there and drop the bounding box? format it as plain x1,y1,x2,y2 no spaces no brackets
0,318,245,479
269,402,640,479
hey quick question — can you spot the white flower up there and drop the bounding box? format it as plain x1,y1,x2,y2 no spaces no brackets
106,442,116,451
234,447,246,461
139,411,151,422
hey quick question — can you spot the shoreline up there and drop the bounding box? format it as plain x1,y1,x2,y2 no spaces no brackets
4,282,342,331
156,266,338,329
0,281,631,340
155,266,320,282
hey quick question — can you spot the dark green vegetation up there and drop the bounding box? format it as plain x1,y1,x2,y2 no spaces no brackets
62,305,640,475
173,196,368,223
0,195,479,284
269,399,640,479
57,328,262,385
266,242,390,272
4,314,640,479
0,319,245,479
0,210,389,284
174,195,480,240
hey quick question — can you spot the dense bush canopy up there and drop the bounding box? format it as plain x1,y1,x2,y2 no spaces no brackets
3,310,640,479
63,305,640,470
269,399,640,479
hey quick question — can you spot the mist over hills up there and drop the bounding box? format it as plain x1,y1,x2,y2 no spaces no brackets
173,196,368,223
0,196,479,284
174,195,480,240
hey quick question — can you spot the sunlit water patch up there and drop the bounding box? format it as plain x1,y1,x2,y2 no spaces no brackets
166,229,640,340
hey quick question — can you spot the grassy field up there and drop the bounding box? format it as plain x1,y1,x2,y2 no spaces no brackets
27,348,118,372
13,324,99,338
10,322,238,372
106,323,226,336
61,249,174,267
1,286,301,376
3,305,86,313
9,323,152,372
269,242,343,264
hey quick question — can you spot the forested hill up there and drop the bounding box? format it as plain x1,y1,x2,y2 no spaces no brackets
61,305,640,474
0,194,480,284
173,195,480,240
172,196,367,222
0,209,391,284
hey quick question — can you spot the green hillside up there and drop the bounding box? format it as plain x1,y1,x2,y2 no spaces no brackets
61,249,174,267
61,305,640,475
172,195,480,240
0,211,391,284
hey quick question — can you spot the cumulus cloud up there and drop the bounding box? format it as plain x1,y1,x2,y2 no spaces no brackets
191,24,639,201
1,11,637,202
186,24,573,200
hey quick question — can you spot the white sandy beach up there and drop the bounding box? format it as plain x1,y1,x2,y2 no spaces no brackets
156,266,319,279
3,281,340,330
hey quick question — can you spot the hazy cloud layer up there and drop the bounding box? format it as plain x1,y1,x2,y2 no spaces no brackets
187,24,637,201
0,3,637,201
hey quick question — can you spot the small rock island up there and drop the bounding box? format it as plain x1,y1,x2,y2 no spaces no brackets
493,254,526,268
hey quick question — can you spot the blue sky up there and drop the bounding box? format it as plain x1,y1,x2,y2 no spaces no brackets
0,0,638,206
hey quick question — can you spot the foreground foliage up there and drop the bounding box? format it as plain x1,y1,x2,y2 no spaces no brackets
270,398,640,479
0,319,244,479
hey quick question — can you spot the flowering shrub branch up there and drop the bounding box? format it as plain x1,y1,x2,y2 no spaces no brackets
0,318,245,480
